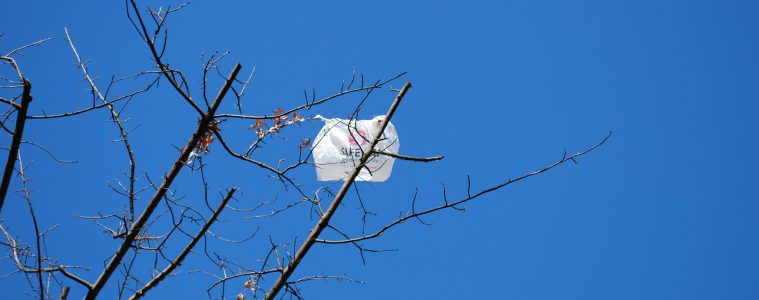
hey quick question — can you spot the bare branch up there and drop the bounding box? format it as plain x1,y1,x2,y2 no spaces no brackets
0,76,31,213
0,96,20,109
214,72,406,120
4,37,53,57
263,81,412,300
60,286,70,300
373,151,443,162
0,224,93,290
316,131,613,244
27,80,157,120
21,141,78,164
127,0,205,115
63,27,140,226
17,150,44,299
288,275,365,285
130,188,237,299
84,63,242,300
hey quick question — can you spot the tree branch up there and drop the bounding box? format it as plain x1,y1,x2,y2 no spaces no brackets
4,37,53,57
130,188,237,299
127,0,205,115
372,151,443,162
316,131,613,244
0,77,31,213
0,96,21,109
16,150,44,299
263,81,412,300
84,63,242,300
0,224,93,290
214,72,405,120
63,27,141,226
60,286,70,300
27,81,156,120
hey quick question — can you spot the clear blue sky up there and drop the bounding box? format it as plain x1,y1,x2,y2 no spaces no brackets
2,0,758,299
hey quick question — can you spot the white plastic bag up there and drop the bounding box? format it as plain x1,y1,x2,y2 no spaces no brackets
312,115,400,182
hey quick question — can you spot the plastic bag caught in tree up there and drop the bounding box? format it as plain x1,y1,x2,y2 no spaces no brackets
312,115,399,182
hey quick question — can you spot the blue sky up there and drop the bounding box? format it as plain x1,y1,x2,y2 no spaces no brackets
1,0,758,299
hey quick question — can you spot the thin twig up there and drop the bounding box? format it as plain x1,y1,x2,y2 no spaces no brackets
372,151,443,162
17,150,44,300
4,37,53,57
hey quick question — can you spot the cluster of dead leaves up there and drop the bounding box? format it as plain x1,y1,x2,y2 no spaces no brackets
249,107,306,139
186,108,312,166
298,138,311,149
184,119,222,165
196,119,222,154
236,279,257,300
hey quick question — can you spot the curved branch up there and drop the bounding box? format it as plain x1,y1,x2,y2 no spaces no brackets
127,0,204,115
316,131,613,244
20,141,78,164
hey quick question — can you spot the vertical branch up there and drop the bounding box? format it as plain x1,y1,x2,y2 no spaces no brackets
17,150,43,300
85,63,242,300
0,78,32,213
263,82,412,300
